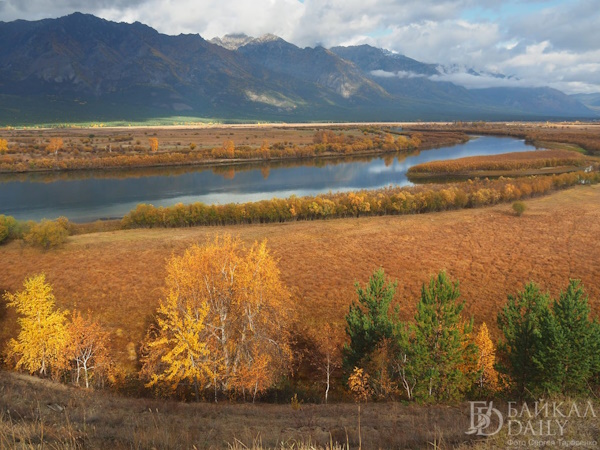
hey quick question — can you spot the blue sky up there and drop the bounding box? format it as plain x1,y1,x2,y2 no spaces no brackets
1,0,598,93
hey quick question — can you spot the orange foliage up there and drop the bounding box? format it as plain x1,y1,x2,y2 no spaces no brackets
474,322,499,393
310,323,344,403
149,137,159,152
122,171,600,228
46,138,64,156
141,235,293,401
68,311,112,388
409,150,588,175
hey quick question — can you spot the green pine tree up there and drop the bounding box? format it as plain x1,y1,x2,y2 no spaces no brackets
343,268,397,373
589,319,600,388
497,282,550,399
538,280,597,395
533,303,563,394
411,271,475,402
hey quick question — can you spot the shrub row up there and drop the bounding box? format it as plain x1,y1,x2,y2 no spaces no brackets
0,215,69,249
121,170,600,228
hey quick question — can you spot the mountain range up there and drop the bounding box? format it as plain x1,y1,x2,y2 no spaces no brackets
0,13,596,125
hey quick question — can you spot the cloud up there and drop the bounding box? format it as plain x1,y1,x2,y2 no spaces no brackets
0,0,145,21
372,19,501,67
509,0,600,53
429,72,530,89
370,70,426,79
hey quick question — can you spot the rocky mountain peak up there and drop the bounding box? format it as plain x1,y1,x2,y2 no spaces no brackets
210,33,254,50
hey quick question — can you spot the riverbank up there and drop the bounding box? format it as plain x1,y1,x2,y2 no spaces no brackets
406,149,597,181
403,121,600,156
0,125,468,174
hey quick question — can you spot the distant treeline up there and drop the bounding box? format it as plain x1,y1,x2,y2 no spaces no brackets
121,171,600,228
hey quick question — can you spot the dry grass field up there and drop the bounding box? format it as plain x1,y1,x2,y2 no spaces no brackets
2,124,319,152
0,370,482,449
0,123,468,173
2,184,600,370
407,149,592,178
1,357,599,449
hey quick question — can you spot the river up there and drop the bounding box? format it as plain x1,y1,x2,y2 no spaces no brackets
0,136,537,222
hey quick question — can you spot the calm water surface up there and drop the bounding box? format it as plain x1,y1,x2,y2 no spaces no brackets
0,136,536,222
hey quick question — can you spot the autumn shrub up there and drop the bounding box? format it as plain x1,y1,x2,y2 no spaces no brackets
512,201,526,216
24,219,69,250
121,170,600,229
0,214,21,244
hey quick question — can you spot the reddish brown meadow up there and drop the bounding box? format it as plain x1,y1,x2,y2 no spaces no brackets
1,184,600,371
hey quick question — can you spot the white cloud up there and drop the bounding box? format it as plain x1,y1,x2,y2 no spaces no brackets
370,70,426,79
373,19,501,67
429,72,530,89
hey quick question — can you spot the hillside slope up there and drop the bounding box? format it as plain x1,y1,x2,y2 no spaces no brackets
0,13,595,124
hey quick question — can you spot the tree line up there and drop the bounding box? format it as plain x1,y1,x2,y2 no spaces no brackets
3,235,599,403
121,171,600,228
343,269,600,403
1,169,598,248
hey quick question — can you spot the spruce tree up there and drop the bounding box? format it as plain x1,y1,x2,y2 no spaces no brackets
589,320,600,388
497,282,550,399
541,280,597,394
411,271,475,401
343,268,397,373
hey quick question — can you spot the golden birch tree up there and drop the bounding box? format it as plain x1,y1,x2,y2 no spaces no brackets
46,137,63,156
4,274,70,377
149,137,159,152
68,311,111,389
348,367,373,450
142,234,292,401
141,265,213,401
311,323,343,404
474,322,499,393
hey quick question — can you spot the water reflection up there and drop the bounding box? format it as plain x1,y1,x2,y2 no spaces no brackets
0,136,536,222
